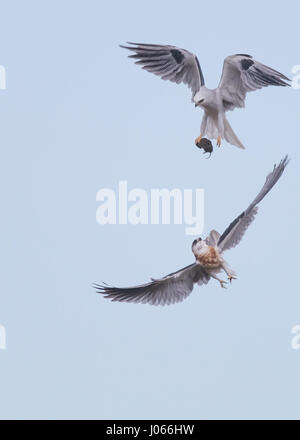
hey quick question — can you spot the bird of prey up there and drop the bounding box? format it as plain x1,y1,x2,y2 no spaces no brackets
121,42,290,149
94,156,289,306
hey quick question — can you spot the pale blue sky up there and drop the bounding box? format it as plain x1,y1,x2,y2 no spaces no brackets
0,0,300,420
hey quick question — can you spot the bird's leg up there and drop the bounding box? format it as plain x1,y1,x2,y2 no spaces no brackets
221,263,237,283
219,279,227,289
217,135,222,147
196,113,208,146
195,134,203,145
227,274,237,283
210,273,227,289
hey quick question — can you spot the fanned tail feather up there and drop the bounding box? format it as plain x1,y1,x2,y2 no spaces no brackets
224,117,245,149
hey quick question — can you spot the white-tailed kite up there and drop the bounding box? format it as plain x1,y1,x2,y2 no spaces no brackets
94,157,289,306
121,43,290,149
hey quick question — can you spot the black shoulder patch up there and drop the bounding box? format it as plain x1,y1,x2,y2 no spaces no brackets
218,211,245,245
170,49,184,64
235,53,252,58
241,58,254,70
223,99,234,108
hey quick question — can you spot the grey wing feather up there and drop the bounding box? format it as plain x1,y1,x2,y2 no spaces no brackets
218,156,289,253
218,54,290,111
93,263,210,306
205,229,221,246
120,42,205,99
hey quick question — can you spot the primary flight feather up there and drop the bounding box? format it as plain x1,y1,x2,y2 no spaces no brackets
121,43,290,149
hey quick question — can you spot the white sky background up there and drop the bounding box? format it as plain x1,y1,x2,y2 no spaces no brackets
0,0,299,419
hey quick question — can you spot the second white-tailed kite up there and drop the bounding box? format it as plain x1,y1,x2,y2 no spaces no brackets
94,157,289,306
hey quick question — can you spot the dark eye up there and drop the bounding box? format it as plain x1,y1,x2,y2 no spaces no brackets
198,238,202,241
198,99,204,104
192,239,197,247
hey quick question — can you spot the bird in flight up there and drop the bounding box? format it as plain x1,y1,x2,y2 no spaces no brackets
121,43,290,149
94,157,289,306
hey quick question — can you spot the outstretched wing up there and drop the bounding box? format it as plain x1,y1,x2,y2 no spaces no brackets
121,42,204,99
217,156,289,253
93,263,210,306
205,229,221,246
218,54,290,111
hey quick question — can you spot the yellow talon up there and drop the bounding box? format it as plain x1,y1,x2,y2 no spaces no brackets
228,275,237,283
195,134,202,145
217,135,221,147
220,280,227,289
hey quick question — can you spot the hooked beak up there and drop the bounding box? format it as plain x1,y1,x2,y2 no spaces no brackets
195,99,204,107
